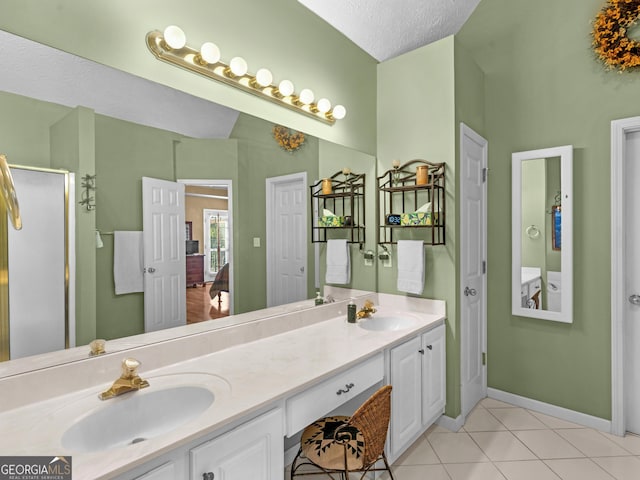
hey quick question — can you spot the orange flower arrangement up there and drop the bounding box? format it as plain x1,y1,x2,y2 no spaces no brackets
272,125,306,153
592,0,640,71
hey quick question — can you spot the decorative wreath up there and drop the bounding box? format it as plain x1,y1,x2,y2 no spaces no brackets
272,125,305,153
592,0,640,71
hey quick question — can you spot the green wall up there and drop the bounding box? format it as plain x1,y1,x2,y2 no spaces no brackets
0,0,377,154
51,107,97,345
377,37,461,417
457,0,640,419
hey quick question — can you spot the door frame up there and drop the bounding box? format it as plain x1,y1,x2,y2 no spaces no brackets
611,115,640,435
265,172,307,307
459,123,488,419
179,179,234,315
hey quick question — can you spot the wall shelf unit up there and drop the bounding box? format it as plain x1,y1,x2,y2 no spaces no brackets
310,170,365,246
377,160,445,245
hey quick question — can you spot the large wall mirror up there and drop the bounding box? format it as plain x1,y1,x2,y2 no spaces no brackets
512,145,573,323
0,30,377,375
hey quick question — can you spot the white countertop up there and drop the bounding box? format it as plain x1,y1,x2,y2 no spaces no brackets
0,301,444,480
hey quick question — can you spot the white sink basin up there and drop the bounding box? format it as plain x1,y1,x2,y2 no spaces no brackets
61,373,228,453
358,314,417,331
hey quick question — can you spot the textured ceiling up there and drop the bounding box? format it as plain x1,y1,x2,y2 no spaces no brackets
298,0,482,61
0,30,239,139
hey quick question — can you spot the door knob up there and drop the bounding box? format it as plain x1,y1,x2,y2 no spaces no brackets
464,286,477,297
300,266,305,273
146,267,156,274
629,294,640,306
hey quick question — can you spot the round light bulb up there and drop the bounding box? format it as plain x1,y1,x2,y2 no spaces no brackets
299,88,315,105
163,25,186,49
278,79,295,97
332,105,347,120
229,57,248,76
255,68,273,87
199,42,220,64
316,98,331,113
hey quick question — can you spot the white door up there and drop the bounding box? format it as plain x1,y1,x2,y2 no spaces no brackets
460,124,488,418
266,173,307,307
142,177,186,332
624,129,640,435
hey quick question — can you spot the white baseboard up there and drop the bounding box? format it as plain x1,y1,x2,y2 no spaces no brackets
488,388,612,433
436,414,464,432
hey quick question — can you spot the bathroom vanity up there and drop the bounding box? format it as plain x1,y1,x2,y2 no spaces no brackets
0,293,445,480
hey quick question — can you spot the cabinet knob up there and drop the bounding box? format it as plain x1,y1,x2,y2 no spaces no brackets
203,473,214,480
427,345,433,350
418,349,425,355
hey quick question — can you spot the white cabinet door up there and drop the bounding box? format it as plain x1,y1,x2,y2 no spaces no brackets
389,335,422,458
422,325,446,424
190,408,284,480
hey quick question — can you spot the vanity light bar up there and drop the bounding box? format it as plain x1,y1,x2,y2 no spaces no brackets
146,27,347,125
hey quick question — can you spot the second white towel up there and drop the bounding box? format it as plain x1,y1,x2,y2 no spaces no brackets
325,239,351,285
397,240,425,295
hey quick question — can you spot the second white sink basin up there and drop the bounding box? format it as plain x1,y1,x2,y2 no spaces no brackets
358,314,417,331
60,373,228,453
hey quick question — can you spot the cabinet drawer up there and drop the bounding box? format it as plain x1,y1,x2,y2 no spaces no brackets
285,353,384,436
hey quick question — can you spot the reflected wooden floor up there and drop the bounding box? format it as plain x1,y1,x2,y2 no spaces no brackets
187,283,230,324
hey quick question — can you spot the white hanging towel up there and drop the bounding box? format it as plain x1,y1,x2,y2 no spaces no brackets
113,231,144,295
325,239,351,285
397,240,425,295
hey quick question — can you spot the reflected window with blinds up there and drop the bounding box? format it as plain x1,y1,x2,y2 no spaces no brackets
205,209,229,274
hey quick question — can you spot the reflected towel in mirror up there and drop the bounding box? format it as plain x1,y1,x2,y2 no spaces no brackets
113,231,144,295
325,239,350,285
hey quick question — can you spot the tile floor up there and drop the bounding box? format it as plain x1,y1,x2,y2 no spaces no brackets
287,398,640,480
387,398,640,480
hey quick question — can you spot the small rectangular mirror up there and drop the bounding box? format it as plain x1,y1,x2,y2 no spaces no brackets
512,145,573,323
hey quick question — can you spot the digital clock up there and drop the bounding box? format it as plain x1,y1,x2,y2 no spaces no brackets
385,214,402,225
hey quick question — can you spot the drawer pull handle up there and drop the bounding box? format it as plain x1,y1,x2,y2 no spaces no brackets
203,473,214,480
336,382,355,395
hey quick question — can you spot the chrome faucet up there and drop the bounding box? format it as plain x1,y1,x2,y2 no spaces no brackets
99,358,150,400
356,300,377,320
